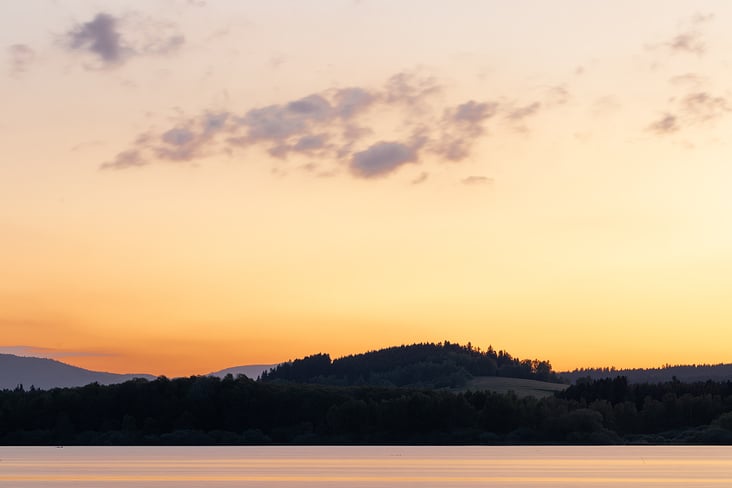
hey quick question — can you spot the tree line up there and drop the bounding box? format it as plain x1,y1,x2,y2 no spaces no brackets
560,364,732,384
2,374,732,445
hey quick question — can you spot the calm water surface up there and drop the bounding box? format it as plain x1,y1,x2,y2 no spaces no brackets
0,446,730,487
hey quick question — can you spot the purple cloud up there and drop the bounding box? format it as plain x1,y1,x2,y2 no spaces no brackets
351,141,417,178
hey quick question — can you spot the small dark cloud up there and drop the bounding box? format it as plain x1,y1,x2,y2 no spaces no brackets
647,113,679,135
350,141,417,178
411,172,429,185
101,150,148,170
8,44,35,74
68,13,125,63
461,176,494,186
65,12,185,67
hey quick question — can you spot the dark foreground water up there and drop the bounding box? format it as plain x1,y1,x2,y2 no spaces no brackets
0,446,730,487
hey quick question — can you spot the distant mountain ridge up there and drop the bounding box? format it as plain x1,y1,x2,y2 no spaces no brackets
0,354,155,391
560,364,732,384
208,364,277,380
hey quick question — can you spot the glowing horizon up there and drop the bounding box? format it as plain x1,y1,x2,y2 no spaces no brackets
3,1,732,377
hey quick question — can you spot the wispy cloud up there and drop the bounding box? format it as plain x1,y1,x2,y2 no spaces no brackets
101,150,148,170
667,31,705,55
680,92,730,122
647,91,730,136
651,12,714,56
504,101,543,133
461,176,494,186
506,102,541,122
7,44,35,74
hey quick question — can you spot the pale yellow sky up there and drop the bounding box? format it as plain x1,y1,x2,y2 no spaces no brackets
2,1,732,375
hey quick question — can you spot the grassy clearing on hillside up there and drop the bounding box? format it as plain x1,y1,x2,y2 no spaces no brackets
452,376,569,398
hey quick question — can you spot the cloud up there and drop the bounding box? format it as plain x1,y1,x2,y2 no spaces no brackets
105,72,506,180
680,92,730,122
383,72,441,111
461,176,494,186
647,113,679,135
647,91,730,136
237,94,333,144
68,13,126,63
269,134,330,159
453,100,498,125
667,31,705,55
657,13,714,56
350,141,417,178
65,12,185,66
411,172,429,185
506,102,541,122
334,87,376,119
155,113,229,161
8,44,35,74
101,150,148,170
430,100,498,161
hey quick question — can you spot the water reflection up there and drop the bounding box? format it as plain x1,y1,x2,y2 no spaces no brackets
0,446,730,487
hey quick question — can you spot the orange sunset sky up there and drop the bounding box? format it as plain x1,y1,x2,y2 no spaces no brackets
3,1,732,376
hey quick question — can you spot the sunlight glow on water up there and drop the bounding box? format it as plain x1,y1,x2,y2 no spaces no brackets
0,446,730,487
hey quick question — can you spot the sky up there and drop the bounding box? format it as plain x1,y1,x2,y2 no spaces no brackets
3,1,732,376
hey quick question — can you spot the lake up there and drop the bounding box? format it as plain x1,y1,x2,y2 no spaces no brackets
0,446,730,486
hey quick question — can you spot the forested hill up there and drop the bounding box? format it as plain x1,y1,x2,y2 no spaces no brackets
259,342,560,388
561,364,732,384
